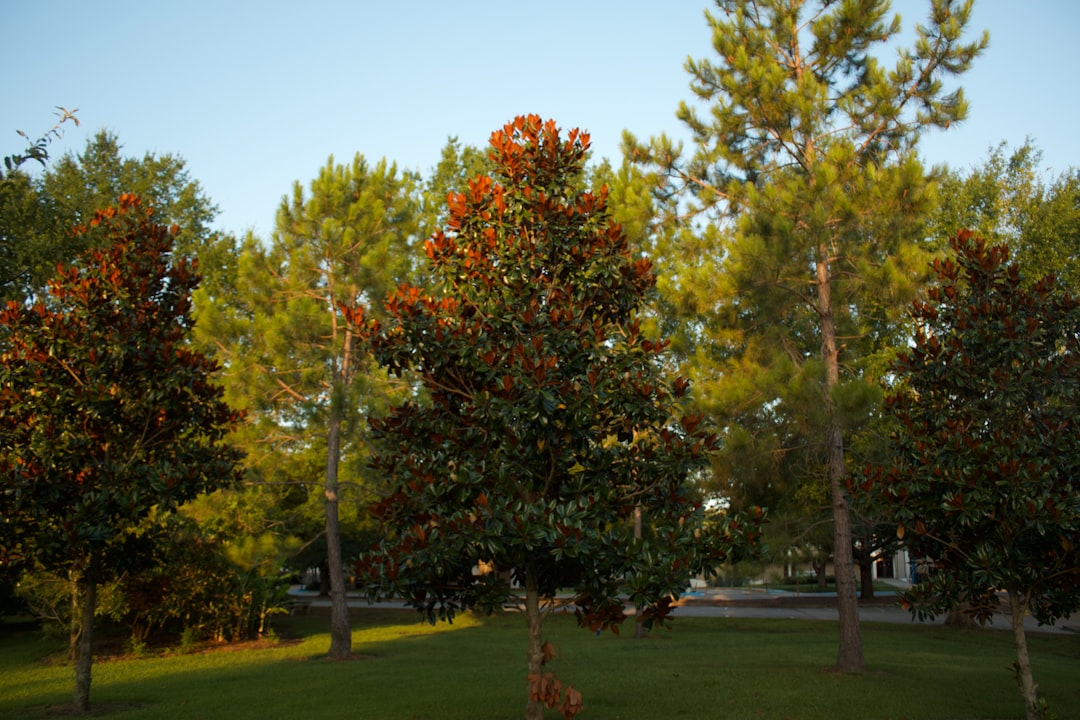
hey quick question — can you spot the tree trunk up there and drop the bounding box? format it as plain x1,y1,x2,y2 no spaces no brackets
73,578,96,713
944,601,979,630
318,558,331,597
812,556,828,592
856,548,875,600
68,571,80,661
818,256,864,672
945,606,979,629
633,505,646,639
829,464,864,672
1008,590,1040,720
524,567,546,720
325,394,351,659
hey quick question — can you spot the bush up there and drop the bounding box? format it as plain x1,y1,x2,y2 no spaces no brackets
14,511,296,648
115,515,294,642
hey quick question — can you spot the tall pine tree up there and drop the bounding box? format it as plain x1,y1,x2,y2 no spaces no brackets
196,155,420,658
627,0,986,670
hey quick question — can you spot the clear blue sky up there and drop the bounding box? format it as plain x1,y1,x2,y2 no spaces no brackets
2,1,1076,239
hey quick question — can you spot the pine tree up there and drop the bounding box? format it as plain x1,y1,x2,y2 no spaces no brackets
197,155,421,659
627,0,987,671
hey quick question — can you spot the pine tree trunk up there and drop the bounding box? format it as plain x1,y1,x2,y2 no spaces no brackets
817,256,864,673
1008,591,1040,720
524,567,546,720
325,397,351,659
73,578,96,713
828,427,864,672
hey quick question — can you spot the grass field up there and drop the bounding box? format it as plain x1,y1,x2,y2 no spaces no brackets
2,609,1079,719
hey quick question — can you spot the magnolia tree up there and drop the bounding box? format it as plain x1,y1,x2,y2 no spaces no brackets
348,116,762,720
863,230,1080,720
0,196,243,713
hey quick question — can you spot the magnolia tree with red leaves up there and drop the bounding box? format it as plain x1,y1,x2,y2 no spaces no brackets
0,195,244,714
346,116,762,720
861,230,1080,720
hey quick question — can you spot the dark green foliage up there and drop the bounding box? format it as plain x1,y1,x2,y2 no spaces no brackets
356,115,759,624
932,141,1080,289
2,129,230,305
870,230,1080,624
351,115,762,718
0,194,244,710
865,229,1080,718
0,196,243,580
112,512,292,644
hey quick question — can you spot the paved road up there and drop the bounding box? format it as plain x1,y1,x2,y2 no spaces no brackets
671,601,1076,635
671,585,1078,635
290,587,1078,636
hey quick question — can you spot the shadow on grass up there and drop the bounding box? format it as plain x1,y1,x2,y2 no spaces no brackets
3,609,494,720
3,610,1079,720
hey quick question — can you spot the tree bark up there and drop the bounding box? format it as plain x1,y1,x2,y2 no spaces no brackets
68,571,80,661
812,556,828,592
818,256,864,672
73,578,96,713
856,547,875,600
828,430,864,672
1008,591,1040,720
633,505,646,639
325,390,351,659
318,558,331,597
944,602,979,630
524,567,545,720
324,321,355,660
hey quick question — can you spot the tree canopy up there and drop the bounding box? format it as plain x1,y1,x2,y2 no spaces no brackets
350,115,761,720
864,230,1080,720
196,154,421,659
0,108,79,304
931,141,1080,288
1,106,79,180
0,195,243,711
625,0,987,671
1,129,229,306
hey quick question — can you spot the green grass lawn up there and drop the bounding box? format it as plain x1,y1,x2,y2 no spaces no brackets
2,609,1078,719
